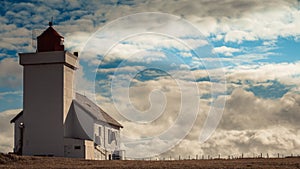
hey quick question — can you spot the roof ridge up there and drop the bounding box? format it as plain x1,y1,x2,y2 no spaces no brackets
74,93,123,128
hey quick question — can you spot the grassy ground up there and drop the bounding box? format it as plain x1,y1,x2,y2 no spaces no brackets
1,153,300,169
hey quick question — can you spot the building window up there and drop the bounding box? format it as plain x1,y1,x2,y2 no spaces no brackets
98,126,101,136
74,146,81,150
95,134,101,146
108,129,112,144
108,129,116,144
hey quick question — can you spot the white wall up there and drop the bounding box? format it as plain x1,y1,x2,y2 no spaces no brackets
93,122,121,156
72,102,94,140
20,51,77,157
23,63,65,156
64,138,94,159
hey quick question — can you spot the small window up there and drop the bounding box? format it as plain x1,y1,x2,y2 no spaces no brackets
74,146,81,150
108,129,112,144
108,129,116,144
98,127,101,136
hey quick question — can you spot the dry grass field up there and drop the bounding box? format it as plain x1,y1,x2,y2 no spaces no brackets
1,153,300,169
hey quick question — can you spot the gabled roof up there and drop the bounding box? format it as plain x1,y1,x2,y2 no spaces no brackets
74,93,123,128
10,94,123,128
10,111,23,123
37,26,63,39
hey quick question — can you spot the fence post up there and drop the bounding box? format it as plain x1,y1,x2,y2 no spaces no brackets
179,155,181,160
196,154,198,160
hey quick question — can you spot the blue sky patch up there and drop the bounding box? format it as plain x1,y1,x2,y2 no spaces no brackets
245,80,292,99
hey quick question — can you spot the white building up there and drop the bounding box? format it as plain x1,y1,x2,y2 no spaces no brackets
10,23,124,160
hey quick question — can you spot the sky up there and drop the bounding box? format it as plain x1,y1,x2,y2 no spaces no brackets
1,0,300,159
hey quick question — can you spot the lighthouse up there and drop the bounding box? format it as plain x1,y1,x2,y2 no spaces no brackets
19,22,77,156
10,22,124,159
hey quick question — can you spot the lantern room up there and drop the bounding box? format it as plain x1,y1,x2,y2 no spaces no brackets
37,22,64,52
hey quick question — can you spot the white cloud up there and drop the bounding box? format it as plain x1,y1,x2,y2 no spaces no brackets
224,30,257,43
94,76,300,158
1,0,299,58
93,74,206,157
163,126,300,159
0,91,22,100
74,64,95,98
97,65,145,74
0,109,20,153
180,51,192,58
159,86,300,158
0,58,22,89
64,31,93,53
213,46,241,56
0,23,32,52
226,61,300,86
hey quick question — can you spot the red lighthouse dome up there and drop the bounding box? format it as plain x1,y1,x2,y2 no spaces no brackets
37,22,64,52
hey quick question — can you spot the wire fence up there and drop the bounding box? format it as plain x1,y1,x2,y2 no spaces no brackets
124,153,300,161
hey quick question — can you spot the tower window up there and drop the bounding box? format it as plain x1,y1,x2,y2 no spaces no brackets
74,146,81,150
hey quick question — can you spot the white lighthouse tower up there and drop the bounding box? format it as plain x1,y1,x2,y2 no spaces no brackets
19,22,78,156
